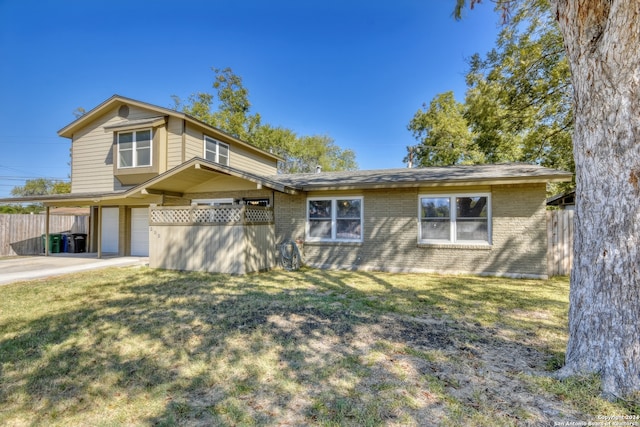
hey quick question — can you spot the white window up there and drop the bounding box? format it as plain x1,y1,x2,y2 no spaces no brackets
118,129,152,168
419,194,491,244
307,197,363,242
204,136,229,166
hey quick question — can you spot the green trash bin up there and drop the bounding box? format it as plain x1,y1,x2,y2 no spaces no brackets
41,234,62,253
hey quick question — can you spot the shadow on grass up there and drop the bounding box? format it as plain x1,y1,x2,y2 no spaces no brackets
0,267,573,425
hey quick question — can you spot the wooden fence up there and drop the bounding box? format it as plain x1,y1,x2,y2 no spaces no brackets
0,214,89,257
149,205,275,274
547,210,574,277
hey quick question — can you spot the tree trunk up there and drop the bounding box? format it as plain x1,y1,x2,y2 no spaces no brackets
552,0,640,398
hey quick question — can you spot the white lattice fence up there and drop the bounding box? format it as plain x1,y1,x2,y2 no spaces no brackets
245,208,273,223
150,206,273,225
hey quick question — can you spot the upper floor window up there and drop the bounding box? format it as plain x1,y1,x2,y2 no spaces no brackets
118,129,151,168
419,194,491,245
307,197,363,242
204,136,229,166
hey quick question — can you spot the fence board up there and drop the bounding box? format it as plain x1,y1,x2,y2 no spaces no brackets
0,214,89,256
547,210,574,277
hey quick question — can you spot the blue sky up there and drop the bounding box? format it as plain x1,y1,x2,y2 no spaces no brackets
0,0,502,198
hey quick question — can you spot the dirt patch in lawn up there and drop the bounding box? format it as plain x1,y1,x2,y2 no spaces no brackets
376,314,579,424
237,303,584,426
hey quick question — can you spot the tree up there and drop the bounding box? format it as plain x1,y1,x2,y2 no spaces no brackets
455,0,640,398
11,178,70,197
0,204,43,214
407,91,483,166
551,0,640,399
172,68,262,142
6,178,70,214
410,0,574,189
464,0,573,174
173,67,357,173
288,135,357,174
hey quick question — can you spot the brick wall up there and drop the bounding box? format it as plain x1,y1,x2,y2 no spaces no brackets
274,183,549,278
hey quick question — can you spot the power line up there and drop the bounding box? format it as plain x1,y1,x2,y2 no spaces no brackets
0,176,68,181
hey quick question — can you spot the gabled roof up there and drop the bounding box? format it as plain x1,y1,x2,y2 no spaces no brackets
269,163,573,191
127,157,300,196
57,94,282,161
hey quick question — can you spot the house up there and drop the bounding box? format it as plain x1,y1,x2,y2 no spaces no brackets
547,190,575,210
0,95,572,278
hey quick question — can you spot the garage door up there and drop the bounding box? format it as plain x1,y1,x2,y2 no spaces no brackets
131,207,149,256
101,207,119,253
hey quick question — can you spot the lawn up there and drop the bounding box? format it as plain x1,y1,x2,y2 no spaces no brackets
0,267,637,426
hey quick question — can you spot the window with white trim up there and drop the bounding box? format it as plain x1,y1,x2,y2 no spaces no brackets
204,136,229,166
419,194,491,244
118,129,152,168
307,197,363,242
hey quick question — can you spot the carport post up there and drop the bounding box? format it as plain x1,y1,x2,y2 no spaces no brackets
97,205,102,259
44,206,50,256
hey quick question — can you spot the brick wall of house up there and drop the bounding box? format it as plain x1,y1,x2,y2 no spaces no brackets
274,183,549,278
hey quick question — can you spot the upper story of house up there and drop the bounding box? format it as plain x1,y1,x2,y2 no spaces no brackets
58,95,280,194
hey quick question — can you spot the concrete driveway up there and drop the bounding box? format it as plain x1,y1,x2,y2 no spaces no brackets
0,253,148,286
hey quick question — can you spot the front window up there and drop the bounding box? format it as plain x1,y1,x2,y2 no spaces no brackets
419,194,490,244
307,197,363,242
118,129,152,168
204,136,230,166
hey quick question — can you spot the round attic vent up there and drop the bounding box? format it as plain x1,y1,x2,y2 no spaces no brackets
118,105,130,118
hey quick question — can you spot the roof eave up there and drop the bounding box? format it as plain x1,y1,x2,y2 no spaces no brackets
124,158,301,197
0,191,132,206
298,174,574,192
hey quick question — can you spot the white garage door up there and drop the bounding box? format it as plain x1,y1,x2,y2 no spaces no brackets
131,207,149,256
101,207,119,253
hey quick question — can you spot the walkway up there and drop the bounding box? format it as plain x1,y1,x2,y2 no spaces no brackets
0,253,148,286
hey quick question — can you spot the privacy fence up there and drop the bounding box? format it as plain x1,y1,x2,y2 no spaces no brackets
547,210,574,277
148,205,275,274
0,213,89,257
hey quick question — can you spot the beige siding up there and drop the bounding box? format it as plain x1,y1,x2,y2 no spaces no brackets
71,105,169,193
274,183,549,278
183,123,277,174
167,116,184,169
184,124,203,161
230,144,277,175
70,103,277,194
71,109,119,193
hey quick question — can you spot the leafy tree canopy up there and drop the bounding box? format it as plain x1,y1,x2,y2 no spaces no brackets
172,67,357,174
409,0,573,192
5,178,70,214
407,91,484,167
0,204,44,214
11,178,71,197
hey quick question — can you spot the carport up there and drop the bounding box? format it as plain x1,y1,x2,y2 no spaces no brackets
0,191,162,259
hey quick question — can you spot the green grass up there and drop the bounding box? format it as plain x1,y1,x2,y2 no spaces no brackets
0,267,637,426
